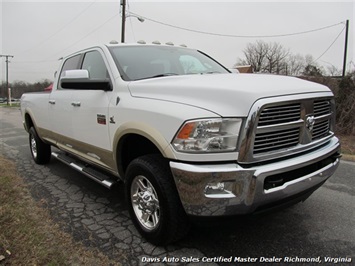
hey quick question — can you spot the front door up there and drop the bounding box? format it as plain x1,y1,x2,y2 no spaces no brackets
49,54,82,147
69,49,114,169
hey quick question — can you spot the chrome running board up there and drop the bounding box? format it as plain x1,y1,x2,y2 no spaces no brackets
51,151,117,189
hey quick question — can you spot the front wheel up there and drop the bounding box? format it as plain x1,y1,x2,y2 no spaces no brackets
29,127,51,164
125,155,190,245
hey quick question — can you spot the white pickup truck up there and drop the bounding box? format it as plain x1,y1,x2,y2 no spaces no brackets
21,42,341,245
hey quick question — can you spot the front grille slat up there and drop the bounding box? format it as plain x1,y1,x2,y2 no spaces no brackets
255,129,299,141
314,100,331,116
258,103,300,126
254,140,299,153
254,128,299,154
254,138,299,151
258,116,300,125
312,120,330,140
253,98,332,156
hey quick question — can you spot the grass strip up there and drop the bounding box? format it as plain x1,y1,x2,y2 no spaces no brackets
0,156,120,265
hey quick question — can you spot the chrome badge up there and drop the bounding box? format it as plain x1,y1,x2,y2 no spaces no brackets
306,115,315,131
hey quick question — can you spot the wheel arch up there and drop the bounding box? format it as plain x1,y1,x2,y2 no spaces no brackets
24,111,35,132
23,110,50,145
113,123,176,178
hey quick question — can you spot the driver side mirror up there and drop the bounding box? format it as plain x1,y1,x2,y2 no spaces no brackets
60,69,112,91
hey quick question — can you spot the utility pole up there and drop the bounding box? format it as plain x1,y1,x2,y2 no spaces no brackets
0,54,14,105
121,0,126,43
342,19,349,77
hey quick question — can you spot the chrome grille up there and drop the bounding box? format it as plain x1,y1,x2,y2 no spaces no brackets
253,98,333,156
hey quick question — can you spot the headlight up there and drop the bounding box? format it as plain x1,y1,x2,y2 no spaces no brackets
172,118,242,153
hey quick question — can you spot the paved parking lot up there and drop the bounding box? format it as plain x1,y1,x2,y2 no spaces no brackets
1,107,354,265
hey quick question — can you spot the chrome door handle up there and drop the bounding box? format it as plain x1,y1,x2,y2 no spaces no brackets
49,100,56,105
71,101,81,107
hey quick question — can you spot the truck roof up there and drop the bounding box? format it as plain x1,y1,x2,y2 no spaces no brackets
62,41,192,60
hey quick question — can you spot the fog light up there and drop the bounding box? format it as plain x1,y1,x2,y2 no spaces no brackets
204,182,234,198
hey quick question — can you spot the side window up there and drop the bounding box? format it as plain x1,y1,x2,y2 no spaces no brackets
59,54,81,79
82,51,109,79
59,54,81,89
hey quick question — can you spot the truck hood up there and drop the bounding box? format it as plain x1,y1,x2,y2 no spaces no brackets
128,74,331,117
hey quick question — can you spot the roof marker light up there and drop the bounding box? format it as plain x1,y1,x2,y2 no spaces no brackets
165,42,174,46
137,40,146,44
152,41,161,45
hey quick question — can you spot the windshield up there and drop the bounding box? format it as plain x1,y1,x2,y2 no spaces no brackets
108,45,229,81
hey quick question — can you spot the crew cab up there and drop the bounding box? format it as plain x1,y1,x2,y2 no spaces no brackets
20,42,341,245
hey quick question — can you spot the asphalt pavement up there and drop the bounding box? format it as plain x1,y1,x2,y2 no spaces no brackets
0,107,354,265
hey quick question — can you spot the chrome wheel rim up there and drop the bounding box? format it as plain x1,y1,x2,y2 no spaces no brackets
131,175,160,231
30,134,37,159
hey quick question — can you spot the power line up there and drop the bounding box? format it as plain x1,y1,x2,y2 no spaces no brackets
127,0,137,42
12,59,58,64
313,26,346,63
47,12,120,59
17,1,97,56
17,12,120,64
129,11,344,38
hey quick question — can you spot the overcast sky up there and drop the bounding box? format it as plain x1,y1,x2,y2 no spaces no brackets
1,0,354,83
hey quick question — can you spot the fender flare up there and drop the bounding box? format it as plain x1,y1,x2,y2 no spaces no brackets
112,121,176,163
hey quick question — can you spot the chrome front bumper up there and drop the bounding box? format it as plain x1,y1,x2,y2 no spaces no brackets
170,137,340,216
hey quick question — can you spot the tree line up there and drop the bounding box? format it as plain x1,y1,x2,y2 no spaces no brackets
0,79,52,99
235,40,342,76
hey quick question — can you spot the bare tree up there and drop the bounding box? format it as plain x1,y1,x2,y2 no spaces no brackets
265,42,289,74
236,40,269,72
286,54,306,76
236,41,330,77
326,65,341,76
336,74,355,134
236,40,289,74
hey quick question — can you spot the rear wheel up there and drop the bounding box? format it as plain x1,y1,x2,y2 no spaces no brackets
29,127,51,164
125,155,190,245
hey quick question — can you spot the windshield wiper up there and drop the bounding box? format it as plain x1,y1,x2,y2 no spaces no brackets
200,71,221,74
135,73,179,81
149,73,179,78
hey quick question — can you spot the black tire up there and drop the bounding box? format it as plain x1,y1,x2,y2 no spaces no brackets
29,127,51,164
125,154,190,245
